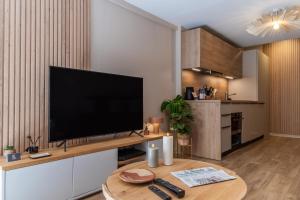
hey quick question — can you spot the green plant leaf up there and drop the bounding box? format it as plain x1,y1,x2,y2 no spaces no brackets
160,95,193,135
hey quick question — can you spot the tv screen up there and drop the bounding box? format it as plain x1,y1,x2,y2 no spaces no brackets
49,66,143,142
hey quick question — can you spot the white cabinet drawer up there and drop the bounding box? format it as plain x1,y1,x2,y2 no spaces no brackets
221,115,231,127
221,127,232,153
221,104,232,115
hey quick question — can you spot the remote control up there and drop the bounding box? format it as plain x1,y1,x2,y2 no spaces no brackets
29,152,51,159
148,185,172,200
154,178,185,198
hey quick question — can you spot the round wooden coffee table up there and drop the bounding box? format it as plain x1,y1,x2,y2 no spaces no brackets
106,159,247,200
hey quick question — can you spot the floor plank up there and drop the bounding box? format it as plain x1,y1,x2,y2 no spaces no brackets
83,136,300,200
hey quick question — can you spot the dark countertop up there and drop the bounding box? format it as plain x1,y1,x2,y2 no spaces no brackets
221,100,264,104
187,100,265,104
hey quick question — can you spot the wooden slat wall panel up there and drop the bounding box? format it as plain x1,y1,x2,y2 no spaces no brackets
0,0,90,154
0,0,4,152
263,39,300,136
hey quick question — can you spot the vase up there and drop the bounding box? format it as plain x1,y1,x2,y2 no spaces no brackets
177,134,190,146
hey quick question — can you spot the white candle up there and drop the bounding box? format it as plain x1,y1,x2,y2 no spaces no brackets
148,144,159,168
163,133,173,165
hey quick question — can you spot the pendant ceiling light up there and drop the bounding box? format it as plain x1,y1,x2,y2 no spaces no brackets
247,6,300,37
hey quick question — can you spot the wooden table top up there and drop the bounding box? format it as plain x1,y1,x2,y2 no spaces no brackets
106,159,247,200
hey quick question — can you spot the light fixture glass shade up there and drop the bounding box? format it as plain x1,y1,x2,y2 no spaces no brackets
247,6,300,37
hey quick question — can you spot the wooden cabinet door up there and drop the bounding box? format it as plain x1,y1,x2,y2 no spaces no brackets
200,29,242,77
181,28,242,77
241,105,266,143
200,29,228,74
181,29,201,69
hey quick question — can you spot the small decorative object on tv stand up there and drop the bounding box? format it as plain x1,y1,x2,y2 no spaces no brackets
25,135,40,154
143,123,150,135
149,117,164,134
3,145,16,158
6,152,21,162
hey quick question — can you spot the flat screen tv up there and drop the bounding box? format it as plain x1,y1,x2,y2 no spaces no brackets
49,66,143,142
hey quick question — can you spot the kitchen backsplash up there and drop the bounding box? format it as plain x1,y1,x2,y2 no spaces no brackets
182,69,228,100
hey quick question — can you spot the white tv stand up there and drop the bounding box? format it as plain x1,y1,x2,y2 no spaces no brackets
0,134,163,200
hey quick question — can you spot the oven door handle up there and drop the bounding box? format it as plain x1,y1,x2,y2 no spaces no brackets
221,126,231,129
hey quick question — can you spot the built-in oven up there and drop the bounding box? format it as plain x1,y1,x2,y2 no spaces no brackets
231,112,242,149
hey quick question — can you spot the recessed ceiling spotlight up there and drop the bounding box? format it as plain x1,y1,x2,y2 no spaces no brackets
247,6,300,37
192,68,201,72
224,75,234,80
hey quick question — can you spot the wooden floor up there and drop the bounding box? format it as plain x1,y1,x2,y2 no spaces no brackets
83,136,300,200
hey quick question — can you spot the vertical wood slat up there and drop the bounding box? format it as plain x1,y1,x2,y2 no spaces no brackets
8,0,16,147
39,0,45,148
0,0,90,154
14,0,21,152
24,0,31,152
3,0,10,150
43,0,49,148
19,0,26,152
30,0,36,147
263,39,300,136
0,0,4,154
35,0,40,148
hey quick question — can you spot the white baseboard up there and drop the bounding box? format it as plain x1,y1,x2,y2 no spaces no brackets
270,132,300,139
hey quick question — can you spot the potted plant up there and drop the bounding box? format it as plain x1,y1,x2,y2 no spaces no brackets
3,145,16,158
161,95,193,146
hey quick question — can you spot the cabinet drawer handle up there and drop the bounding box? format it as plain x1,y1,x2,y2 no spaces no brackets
221,114,231,117
221,126,231,129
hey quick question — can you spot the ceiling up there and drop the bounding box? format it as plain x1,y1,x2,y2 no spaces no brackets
125,0,300,47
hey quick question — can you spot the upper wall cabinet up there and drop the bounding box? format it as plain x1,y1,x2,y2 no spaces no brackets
181,28,243,78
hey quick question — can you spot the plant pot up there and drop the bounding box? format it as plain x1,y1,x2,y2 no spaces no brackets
177,134,190,146
3,149,16,158
26,146,39,154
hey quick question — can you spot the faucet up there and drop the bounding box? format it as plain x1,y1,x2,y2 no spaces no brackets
225,92,237,100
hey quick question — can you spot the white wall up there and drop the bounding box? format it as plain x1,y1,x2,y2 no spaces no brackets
90,0,177,130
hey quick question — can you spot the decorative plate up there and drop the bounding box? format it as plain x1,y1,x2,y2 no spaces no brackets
119,168,155,184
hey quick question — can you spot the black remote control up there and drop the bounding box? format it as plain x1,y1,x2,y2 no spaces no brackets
148,185,172,200
154,178,185,198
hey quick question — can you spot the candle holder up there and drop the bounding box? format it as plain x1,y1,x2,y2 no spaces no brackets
163,133,173,166
148,144,159,168
149,117,163,134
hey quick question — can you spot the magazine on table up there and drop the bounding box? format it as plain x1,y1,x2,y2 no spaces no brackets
171,167,236,188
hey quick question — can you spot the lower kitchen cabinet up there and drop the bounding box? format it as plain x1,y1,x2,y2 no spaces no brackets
230,104,266,143
188,100,268,160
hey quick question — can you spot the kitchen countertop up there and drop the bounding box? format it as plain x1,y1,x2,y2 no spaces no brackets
221,100,264,104
187,100,264,104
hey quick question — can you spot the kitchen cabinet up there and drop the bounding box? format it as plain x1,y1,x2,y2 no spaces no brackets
181,28,243,78
188,100,267,160
229,50,269,133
